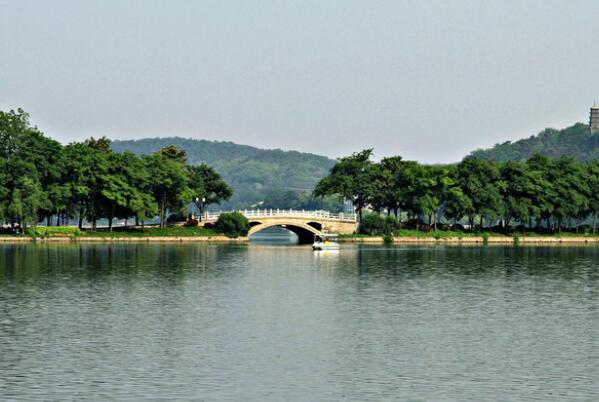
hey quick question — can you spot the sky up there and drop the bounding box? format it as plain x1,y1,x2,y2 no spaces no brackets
1,0,599,163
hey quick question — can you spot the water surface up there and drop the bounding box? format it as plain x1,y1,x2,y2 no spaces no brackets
1,243,598,401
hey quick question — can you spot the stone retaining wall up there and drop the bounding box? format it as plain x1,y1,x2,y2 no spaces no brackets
337,236,599,244
0,236,248,243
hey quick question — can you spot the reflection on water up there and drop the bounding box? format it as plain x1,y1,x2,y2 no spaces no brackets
1,243,599,401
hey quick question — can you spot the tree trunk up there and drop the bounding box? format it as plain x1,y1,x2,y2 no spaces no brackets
160,195,166,229
124,217,128,228
108,216,113,232
558,218,562,234
47,216,51,227
593,213,597,234
480,215,483,231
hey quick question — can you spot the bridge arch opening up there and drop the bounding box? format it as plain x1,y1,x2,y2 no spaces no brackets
306,222,322,231
249,221,319,244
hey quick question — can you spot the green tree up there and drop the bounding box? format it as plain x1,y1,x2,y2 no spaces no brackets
456,157,503,229
314,149,375,222
525,154,556,230
144,146,192,228
187,163,232,220
588,160,599,233
500,161,540,231
550,157,589,232
371,156,404,218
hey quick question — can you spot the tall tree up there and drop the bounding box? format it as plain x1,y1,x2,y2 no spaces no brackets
587,160,599,233
187,164,232,220
456,157,503,228
144,146,192,228
371,156,404,218
314,149,375,222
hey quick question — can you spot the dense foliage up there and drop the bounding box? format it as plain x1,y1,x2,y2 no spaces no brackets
470,123,599,162
111,137,335,209
214,211,250,238
358,214,400,236
316,150,599,233
0,109,232,230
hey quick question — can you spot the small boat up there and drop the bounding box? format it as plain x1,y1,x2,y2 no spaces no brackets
312,234,340,251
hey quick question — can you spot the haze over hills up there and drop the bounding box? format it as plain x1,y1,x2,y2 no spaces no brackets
111,137,335,209
469,123,599,162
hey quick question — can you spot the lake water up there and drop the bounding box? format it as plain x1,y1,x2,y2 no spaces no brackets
1,239,599,401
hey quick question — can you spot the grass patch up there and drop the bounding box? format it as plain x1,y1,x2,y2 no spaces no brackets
25,226,81,237
338,233,377,238
393,229,507,238
81,226,221,237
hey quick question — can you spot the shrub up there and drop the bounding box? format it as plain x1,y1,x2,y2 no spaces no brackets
358,214,401,236
420,224,432,233
183,218,198,227
358,214,387,235
26,226,81,237
215,212,250,238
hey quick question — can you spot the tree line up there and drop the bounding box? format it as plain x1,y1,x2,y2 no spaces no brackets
0,109,232,230
315,149,599,233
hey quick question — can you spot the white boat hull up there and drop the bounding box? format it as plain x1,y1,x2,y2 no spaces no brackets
313,243,340,251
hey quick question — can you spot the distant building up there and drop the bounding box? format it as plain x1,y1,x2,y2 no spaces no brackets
591,103,599,133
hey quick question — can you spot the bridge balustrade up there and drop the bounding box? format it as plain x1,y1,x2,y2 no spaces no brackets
203,209,356,222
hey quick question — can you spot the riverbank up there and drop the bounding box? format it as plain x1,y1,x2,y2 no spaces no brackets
338,232,599,244
0,235,248,243
0,225,248,243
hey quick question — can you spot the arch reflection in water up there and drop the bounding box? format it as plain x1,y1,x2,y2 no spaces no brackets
249,225,302,245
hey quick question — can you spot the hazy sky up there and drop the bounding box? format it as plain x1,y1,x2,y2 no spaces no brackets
1,1,598,163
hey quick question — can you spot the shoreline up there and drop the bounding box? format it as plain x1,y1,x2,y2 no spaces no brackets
1,235,599,245
0,236,248,243
339,236,599,244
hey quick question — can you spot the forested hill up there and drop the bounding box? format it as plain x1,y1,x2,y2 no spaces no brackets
111,137,335,208
469,123,599,162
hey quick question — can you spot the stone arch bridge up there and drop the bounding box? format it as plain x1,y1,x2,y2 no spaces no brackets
202,209,357,243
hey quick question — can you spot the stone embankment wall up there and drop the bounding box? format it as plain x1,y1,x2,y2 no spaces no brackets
0,236,248,243
338,236,599,244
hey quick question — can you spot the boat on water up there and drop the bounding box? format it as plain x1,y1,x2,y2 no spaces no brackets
312,234,340,251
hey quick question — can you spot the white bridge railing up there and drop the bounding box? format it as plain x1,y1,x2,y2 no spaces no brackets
204,209,357,222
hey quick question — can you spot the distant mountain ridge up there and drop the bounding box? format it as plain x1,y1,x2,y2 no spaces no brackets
469,123,599,162
111,137,335,208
